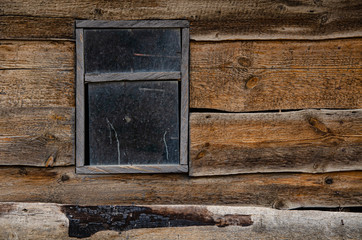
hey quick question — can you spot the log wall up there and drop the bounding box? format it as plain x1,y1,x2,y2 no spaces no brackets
0,0,361,211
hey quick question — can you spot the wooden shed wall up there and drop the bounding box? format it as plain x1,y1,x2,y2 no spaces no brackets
0,0,361,210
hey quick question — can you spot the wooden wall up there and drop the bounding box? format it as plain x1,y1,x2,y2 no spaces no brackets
0,0,361,210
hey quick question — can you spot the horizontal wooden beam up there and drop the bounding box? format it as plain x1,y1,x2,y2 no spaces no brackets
0,16,74,40
85,72,181,82
1,202,361,239
190,39,362,111
0,0,361,40
76,20,189,28
0,167,361,208
190,109,362,176
76,164,188,174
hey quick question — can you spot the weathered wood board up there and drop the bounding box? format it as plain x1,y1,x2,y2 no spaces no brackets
0,69,74,108
0,167,361,208
1,203,362,239
0,0,361,40
190,109,362,176
0,40,74,69
0,16,75,40
190,40,362,111
0,107,74,166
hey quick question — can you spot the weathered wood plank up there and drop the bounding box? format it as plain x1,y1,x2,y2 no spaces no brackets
0,69,74,108
0,40,74,69
0,107,74,166
0,167,361,208
191,39,362,70
76,19,189,28
191,67,361,112
0,1,361,40
1,203,362,239
190,39,362,111
0,16,74,40
190,109,362,176
76,165,188,174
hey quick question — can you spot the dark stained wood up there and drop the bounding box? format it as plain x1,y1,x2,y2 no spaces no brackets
0,1,361,40
0,16,74,40
62,205,250,238
0,167,361,208
190,109,362,176
0,107,74,166
190,39,362,111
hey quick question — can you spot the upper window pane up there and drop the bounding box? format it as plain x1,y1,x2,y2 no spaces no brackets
84,29,181,73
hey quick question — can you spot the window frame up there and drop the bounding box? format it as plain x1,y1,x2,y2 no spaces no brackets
75,20,189,174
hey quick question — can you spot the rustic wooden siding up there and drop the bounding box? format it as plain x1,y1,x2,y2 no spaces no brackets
0,167,361,208
190,39,362,112
190,109,362,176
1,0,361,41
0,0,361,212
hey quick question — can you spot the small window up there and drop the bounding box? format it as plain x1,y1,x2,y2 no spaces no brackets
76,20,189,174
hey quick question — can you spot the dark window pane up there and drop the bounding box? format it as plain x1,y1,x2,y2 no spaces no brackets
87,81,179,165
84,29,181,73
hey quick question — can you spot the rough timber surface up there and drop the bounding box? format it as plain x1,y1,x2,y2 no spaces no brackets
0,107,74,166
190,109,362,176
190,39,362,112
0,40,74,108
1,203,362,240
0,16,74,40
0,0,361,40
0,167,361,209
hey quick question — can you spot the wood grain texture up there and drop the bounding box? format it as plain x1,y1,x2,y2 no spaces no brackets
0,69,74,108
0,0,361,40
0,167,361,208
0,41,75,108
2,203,361,240
0,16,74,40
190,39,362,111
190,109,362,176
0,40,74,69
0,107,74,166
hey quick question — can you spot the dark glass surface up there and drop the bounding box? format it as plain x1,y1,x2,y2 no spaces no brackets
87,81,179,165
84,29,181,73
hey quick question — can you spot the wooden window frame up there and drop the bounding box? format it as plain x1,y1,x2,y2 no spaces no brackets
75,20,189,174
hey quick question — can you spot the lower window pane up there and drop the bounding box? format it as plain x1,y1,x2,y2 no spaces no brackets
87,81,179,165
